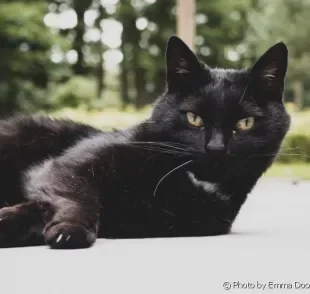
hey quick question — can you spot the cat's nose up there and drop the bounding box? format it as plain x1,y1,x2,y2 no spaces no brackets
205,131,225,157
206,143,225,157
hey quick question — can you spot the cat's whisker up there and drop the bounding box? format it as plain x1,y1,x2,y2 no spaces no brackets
238,78,251,104
282,147,304,151
128,144,191,156
127,141,193,157
221,218,232,225
153,160,193,197
129,141,190,151
145,150,192,163
161,208,177,218
127,144,177,151
229,152,310,160
268,153,310,159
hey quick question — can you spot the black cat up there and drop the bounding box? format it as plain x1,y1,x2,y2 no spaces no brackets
0,37,290,249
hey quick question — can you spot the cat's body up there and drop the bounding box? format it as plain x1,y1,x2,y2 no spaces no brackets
0,37,290,248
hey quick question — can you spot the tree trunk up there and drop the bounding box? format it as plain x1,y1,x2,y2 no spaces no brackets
72,1,91,75
118,0,137,109
96,50,104,99
292,80,304,111
177,0,196,51
72,18,85,75
120,43,130,109
96,4,105,98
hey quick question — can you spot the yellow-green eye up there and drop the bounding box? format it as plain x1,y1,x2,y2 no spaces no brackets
236,117,255,131
187,112,203,127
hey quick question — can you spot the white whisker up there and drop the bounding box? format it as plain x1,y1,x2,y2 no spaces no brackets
239,78,251,104
153,160,193,197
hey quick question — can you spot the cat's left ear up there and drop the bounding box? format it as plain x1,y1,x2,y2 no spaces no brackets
166,36,202,89
250,42,288,94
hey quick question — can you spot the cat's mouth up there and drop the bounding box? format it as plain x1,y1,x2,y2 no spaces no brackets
197,154,226,168
190,156,226,182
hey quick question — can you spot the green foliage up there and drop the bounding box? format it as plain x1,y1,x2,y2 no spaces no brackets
246,0,310,78
1,0,310,114
245,0,310,109
196,0,248,67
14,81,49,113
276,108,310,163
279,133,310,163
50,76,98,110
266,163,310,180
0,0,68,115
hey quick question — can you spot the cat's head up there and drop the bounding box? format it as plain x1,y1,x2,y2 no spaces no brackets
151,36,290,173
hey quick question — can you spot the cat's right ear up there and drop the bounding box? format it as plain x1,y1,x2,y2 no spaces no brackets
166,36,202,89
250,42,288,96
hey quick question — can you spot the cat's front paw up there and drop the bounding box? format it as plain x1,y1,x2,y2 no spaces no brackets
44,222,96,249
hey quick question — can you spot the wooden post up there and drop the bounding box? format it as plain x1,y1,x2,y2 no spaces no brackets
176,0,196,51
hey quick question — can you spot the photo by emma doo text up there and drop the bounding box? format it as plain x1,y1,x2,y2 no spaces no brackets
223,281,310,291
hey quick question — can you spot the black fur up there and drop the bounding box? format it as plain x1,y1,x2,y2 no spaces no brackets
0,37,290,249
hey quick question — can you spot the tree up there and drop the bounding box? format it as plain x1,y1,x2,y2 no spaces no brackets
0,0,252,113
71,0,93,75
245,0,310,110
47,0,108,99
95,3,106,98
116,0,151,108
195,0,249,68
0,0,65,115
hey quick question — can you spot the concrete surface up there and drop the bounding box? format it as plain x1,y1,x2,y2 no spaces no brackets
1,179,310,294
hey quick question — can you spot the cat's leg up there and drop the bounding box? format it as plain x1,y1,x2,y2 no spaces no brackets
0,201,51,247
24,136,143,249
25,160,100,249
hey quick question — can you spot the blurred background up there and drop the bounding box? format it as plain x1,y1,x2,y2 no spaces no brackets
0,0,309,179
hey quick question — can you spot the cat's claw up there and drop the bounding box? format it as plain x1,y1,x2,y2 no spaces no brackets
56,234,63,243
55,234,70,243
44,222,96,249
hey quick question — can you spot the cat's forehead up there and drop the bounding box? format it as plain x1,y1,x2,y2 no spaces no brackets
178,68,252,118
197,68,250,105
209,68,249,87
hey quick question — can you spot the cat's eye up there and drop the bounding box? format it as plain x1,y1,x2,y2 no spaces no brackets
186,112,204,127
236,117,255,131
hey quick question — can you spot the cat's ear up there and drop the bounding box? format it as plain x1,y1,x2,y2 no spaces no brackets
166,36,202,89
250,42,288,95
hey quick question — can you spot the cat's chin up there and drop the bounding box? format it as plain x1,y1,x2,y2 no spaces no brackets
203,156,225,169
190,158,225,182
